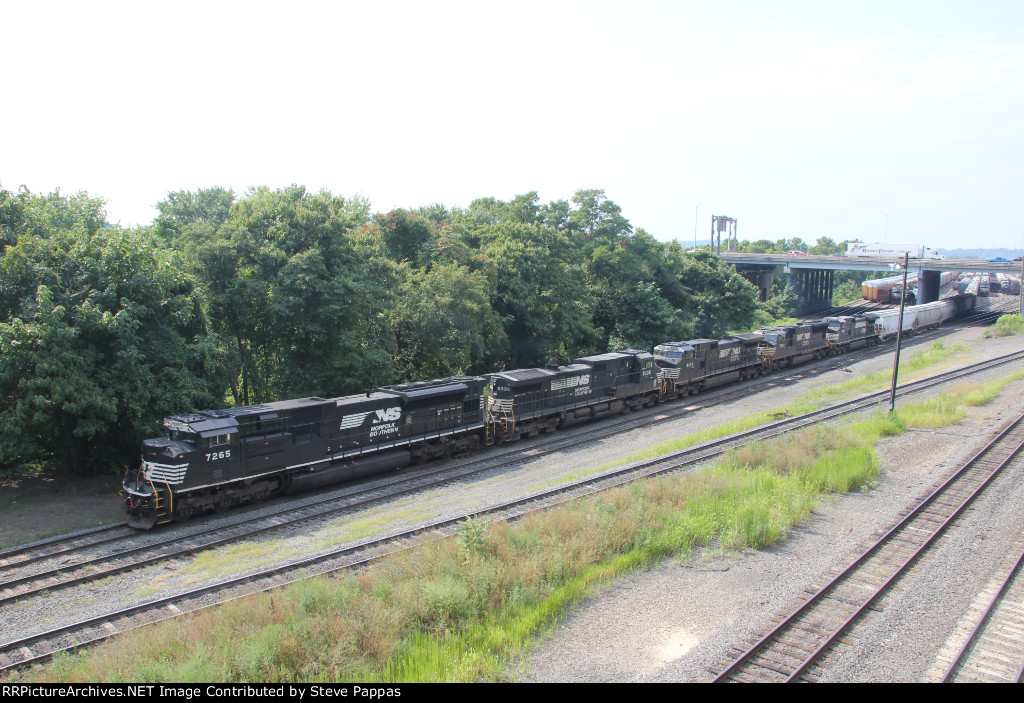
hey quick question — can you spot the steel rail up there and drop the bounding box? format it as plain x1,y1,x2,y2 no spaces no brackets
712,412,1024,683
940,546,1024,682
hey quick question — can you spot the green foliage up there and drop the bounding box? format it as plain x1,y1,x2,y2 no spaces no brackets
664,248,762,338
0,190,222,474
757,284,798,323
181,186,389,402
984,313,1024,337
389,263,505,379
456,516,489,562
365,209,434,264
481,222,598,367
832,279,862,306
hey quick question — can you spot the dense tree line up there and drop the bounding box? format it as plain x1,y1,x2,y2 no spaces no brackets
2,183,805,477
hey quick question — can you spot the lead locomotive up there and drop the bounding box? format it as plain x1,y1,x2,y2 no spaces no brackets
123,377,487,528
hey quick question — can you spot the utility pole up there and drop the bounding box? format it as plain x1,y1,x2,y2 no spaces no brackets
889,253,910,413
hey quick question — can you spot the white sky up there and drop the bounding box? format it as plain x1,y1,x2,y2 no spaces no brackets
2,0,1023,250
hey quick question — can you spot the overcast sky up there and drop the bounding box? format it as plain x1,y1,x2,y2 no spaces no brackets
2,0,1022,250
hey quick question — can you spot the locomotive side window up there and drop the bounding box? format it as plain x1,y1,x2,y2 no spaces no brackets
210,433,232,446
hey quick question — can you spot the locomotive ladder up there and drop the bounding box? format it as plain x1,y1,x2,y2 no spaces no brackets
486,400,515,443
146,477,174,525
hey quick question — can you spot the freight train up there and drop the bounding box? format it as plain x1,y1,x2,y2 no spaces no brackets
122,295,976,529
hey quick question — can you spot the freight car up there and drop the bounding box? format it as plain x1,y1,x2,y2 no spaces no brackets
861,271,954,302
863,296,975,341
124,295,976,529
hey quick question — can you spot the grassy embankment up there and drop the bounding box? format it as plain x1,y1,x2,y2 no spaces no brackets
19,342,1024,684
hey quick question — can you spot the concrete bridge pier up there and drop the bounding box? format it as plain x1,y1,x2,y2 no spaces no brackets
735,265,775,302
789,268,834,315
919,270,941,303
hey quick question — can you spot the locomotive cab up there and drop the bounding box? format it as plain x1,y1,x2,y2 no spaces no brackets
124,414,242,529
124,422,199,529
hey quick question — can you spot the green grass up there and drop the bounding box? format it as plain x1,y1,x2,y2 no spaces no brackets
14,366,1022,685
801,339,968,406
984,313,1024,337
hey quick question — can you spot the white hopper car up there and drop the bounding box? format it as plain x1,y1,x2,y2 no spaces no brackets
864,296,975,341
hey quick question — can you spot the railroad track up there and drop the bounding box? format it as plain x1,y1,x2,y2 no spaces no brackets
937,539,1024,683
711,410,1024,683
3,349,1023,673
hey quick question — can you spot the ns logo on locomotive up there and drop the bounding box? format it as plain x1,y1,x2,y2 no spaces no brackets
123,296,975,529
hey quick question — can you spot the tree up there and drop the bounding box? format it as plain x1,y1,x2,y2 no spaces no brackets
481,223,598,368
738,239,782,254
587,229,689,351
663,248,762,338
0,184,29,249
155,187,236,233
567,189,632,246
363,209,434,264
809,236,841,256
0,189,222,474
389,263,505,380
193,186,388,404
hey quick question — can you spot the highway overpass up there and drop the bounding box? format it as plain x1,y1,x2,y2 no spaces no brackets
717,252,1023,314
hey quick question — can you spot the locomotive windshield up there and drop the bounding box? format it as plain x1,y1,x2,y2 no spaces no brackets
654,346,684,358
167,429,196,443
162,418,197,443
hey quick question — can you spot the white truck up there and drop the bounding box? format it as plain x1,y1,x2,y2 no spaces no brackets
846,242,944,259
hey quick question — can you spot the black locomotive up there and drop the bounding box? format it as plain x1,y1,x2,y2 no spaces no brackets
124,295,975,529
124,377,487,528
486,350,661,442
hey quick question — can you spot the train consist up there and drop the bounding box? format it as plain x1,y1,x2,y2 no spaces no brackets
122,295,976,529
